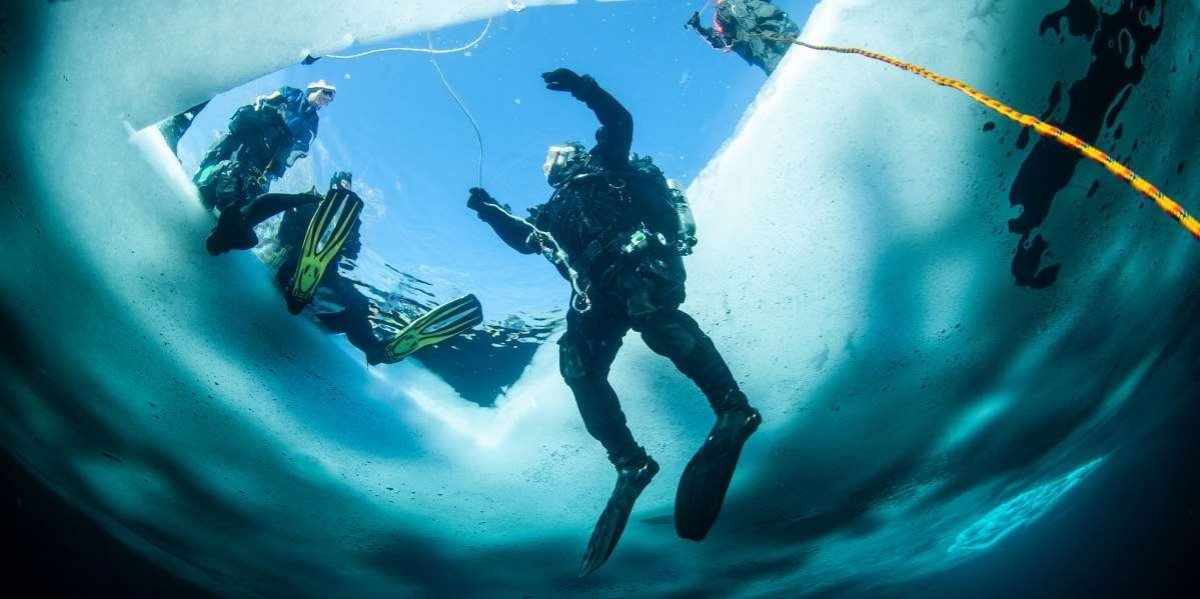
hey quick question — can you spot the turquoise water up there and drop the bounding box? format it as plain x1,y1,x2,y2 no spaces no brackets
1,1,1197,597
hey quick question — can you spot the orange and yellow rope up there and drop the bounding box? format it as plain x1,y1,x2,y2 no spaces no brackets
759,34,1200,240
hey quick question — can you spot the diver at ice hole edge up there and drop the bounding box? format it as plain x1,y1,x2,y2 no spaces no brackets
468,68,762,577
687,0,801,75
192,82,482,365
193,80,335,212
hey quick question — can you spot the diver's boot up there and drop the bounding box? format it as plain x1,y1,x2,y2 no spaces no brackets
674,392,761,541
578,455,660,578
284,294,307,315
206,206,258,255
364,342,386,366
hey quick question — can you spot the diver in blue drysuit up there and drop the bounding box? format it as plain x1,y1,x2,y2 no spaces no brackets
193,80,334,211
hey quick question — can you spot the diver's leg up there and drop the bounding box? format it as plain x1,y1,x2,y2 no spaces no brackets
275,254,298,292
560,307,644,466
316,272,383,360
334,287,381,359
206,202,257,256
206,188,263,256
634,308,749,413
635,307,760,542
207,187,311,256
563,303,660,577
241,192,321,229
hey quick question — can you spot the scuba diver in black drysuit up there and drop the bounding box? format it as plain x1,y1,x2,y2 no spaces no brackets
207,171,378,356
467,69,761,576
208,171,484,366
193,80,334,211
687,0,800,75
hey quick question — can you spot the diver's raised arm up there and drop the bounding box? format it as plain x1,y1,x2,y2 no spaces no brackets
542,69,632,167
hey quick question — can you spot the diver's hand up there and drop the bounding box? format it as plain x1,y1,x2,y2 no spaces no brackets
686,11,701,30
542,68,584,93
467,187,494,211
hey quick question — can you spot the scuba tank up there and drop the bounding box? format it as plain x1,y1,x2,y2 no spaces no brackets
666,178,698,256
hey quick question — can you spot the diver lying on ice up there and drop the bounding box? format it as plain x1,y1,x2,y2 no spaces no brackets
687,0,800,75
467,68,761,576
207,171,483,365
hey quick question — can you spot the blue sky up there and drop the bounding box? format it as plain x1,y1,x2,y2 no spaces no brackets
179,0,818,320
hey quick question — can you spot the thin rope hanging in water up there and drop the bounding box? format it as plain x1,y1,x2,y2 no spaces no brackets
322,18,493,60
427,32,485,187
753,32,1200,241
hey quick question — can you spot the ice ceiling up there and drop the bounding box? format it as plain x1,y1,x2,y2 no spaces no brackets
1,0,1197,597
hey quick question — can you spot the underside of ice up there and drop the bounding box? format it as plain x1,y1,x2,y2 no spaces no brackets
1,0,1197,596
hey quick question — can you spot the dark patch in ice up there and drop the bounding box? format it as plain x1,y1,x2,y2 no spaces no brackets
1011,234,1061,289
1086,179,1101,198
1008,0,1164,289
1015,82,1062,151
1105,86,1134,128
1041,0,1100,37
982,121,997,132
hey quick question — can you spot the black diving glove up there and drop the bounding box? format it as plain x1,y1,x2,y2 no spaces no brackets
467,187,495,212
541,68,585,93
686,11,701,30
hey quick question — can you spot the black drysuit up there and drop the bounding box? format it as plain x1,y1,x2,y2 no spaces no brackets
268,193,380,358
693,0,800,75
193,106,292,210
204,179,382,360
472,75,747,468
194,88,319,211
